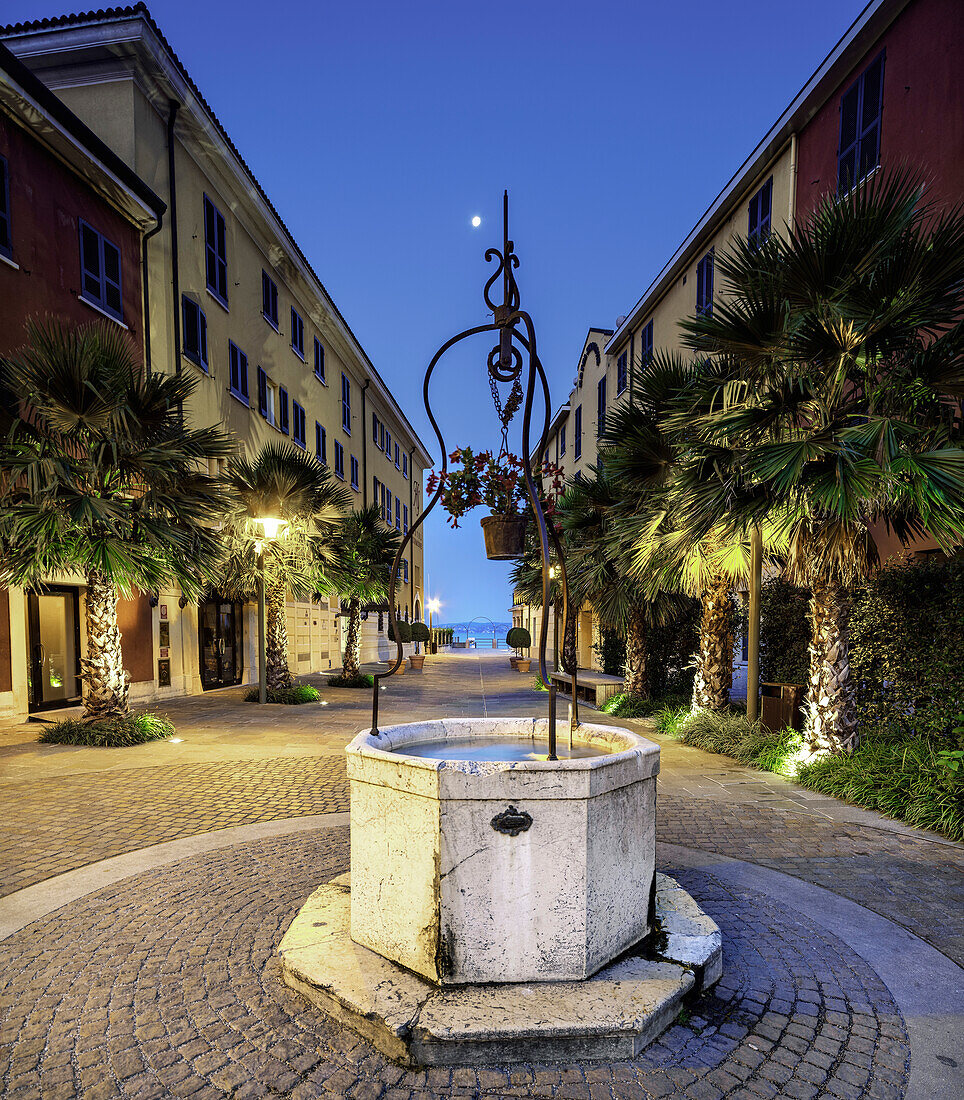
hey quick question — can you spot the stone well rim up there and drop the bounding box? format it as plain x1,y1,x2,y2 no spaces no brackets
347,717,659,780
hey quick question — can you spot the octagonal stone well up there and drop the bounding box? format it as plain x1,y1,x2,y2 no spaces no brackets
346,717,660,986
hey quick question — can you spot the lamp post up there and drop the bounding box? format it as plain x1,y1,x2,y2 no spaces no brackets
254,516,286,704
427,598,441,650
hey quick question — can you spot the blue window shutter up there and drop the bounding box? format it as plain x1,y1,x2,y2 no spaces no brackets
258,367,268,417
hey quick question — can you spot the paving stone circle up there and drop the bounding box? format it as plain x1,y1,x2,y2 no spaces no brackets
0,827,910,1099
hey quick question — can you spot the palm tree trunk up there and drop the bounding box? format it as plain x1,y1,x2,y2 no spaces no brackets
624,604,649,698
265,574,292,689
806,578,858,754
82,568,129,720
691,575,733,711
343,598,362,678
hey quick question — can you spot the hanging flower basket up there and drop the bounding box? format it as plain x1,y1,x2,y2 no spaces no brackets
480,514,526,561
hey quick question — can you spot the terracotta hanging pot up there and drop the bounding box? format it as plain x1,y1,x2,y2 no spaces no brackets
480,513,526,561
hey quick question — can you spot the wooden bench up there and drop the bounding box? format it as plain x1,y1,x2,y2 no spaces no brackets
549,670,625,706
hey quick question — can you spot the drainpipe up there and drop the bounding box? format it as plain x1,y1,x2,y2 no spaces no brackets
788,132,798,232
167,101,182,379
141,210,163,377
361,380,370,506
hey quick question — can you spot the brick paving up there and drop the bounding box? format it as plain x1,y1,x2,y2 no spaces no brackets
0,829,911,1099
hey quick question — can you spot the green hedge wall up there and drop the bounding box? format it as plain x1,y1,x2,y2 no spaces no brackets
759,578,810,686
850,556,964,740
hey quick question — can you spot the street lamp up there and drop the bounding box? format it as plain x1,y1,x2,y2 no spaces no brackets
254,515,286,704
427,597,441,648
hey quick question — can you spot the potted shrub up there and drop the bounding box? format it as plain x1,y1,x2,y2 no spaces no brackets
426,447,564,562
506,626,531,672
387,619,411,673
409,622,430,671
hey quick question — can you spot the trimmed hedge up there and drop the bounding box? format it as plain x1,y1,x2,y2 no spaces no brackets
506,626,531,650
388,620,412,644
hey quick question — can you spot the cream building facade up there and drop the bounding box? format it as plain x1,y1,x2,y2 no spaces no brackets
3,8,430,714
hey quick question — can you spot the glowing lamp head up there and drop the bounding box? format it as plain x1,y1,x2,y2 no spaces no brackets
471,215,481,228
256,516,286,540
427,598,441,615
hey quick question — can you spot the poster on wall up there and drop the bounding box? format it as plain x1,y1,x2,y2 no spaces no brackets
159,604,168,620
158,659,171,687
159,621,170,648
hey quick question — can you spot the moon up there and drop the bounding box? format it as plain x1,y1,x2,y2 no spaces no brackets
471,215,481,228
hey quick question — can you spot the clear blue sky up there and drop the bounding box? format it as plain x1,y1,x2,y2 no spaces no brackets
10,0,867,622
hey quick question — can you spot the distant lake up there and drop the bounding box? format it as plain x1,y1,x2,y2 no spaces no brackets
438,621,512,648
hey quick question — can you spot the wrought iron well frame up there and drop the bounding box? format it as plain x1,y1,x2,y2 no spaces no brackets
371,193,579,758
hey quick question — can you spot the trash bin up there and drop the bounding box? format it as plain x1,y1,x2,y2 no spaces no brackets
760,683,804,734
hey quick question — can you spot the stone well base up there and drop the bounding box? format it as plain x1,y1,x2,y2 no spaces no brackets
278,873,722,1067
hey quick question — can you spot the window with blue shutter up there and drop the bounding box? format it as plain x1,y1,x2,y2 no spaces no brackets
80,220,123,321
278,386,290,434
290,308,304,358
403,504,409,534
385,429,392,458
574,406,582,459
316,422,327,463
341,373,351,433
838,52,885,194
334,440,345,480
748,178,772,246
351,455,360,490
372,413,379,443
182,296,208,369
292,401,306,448
261,270,279,327
395,498,401,529
616,352,627,395
597,376,607,435
314,337,326,382
560,423,566,457
395,442,400,469
402,454,408,478
228,341,248,402
257,366,269,417
203,195,228,305
0,155,11,259
696,250,714,316
640,320,654,364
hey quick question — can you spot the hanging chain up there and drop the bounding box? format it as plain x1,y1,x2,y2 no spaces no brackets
489,370,523,460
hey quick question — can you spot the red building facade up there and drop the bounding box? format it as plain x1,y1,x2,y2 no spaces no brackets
0,41,163,715
796,0,964,221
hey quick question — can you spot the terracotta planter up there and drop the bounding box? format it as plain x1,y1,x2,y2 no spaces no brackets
408,654,426,672
509,656,520,669
480,513,526,561
515,659,531,673
386,658,406,675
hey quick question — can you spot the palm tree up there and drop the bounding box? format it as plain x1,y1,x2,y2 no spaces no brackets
599,358,786,711
558,471,689,697
328,506,400,679
0,318,233,720
219,443,351,690
677,171,964,752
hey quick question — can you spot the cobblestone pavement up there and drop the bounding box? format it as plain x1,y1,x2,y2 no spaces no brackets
0,756,348,897
0,829,912,1100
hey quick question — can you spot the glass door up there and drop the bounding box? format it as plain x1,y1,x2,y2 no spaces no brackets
199,598,243,689
27,588,81,711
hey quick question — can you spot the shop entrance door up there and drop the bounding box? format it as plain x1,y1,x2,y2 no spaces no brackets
199,598,243,689
26,587,81,711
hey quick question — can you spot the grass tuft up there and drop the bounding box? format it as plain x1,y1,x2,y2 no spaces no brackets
38,712,175,747
600,692,691,720
244,683,321,704
326,672,375,689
